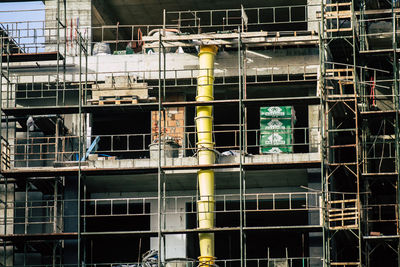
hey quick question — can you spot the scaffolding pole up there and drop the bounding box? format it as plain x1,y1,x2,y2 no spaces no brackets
393,2,400,265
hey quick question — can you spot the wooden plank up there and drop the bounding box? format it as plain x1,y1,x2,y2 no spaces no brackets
329,211,357,215
329,209,357,213
325,3,351,7
327,28,353,32
98,100,138,106
95,82,148,90
328,199,357,204
326,10,351,15
328,211,357,215
325,15,352,19
329,216,358,220
326,78,354,81
98,99,138,105
90,95,140,105
330,262,360,266
329,225,359,230
326,68,354,72
92,88,149,100
327,94,356,98
328,217,358,222
325,12,351,15
325,13,351,17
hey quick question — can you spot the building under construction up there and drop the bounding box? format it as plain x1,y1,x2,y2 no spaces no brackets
0,0,399,266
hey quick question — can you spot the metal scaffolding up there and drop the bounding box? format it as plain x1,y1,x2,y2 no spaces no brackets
1,0,399,266
320,0,400,266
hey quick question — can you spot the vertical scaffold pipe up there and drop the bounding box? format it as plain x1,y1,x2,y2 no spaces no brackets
196,45,218,267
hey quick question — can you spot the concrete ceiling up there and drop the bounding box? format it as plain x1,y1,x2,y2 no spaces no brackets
92,0,306,26
85,169,309,193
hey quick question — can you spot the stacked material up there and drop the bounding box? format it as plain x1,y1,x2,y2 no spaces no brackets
89,75,156,105
260,106,295,153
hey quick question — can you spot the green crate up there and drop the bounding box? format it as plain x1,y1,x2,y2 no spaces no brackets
260,133,292,146
260,106,294,118
260,118,293,134
260,132,293,153
259,106,295,153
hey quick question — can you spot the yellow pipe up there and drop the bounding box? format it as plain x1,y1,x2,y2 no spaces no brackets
196,45,218,266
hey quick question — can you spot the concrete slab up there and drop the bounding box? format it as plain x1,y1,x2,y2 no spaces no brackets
86,152,320,169
82,152,320,192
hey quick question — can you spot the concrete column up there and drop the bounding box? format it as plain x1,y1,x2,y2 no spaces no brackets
150,197,187,259
164,198,186,259
309,105,321,153
307,0,320,33
150,198,158,256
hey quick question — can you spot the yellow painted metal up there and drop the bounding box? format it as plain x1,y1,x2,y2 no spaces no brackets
196,45,218,266
198,170,215,228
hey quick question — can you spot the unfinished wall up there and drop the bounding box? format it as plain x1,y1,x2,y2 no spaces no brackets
44,0,92,56
151,94,186,154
